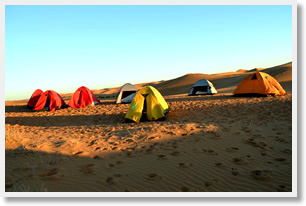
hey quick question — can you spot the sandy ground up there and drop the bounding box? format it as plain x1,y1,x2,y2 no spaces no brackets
5,93,292,192
5,62,293,192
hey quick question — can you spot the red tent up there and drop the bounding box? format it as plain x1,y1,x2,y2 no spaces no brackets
34,90,66,111
27,89,44,108
68,86,100,109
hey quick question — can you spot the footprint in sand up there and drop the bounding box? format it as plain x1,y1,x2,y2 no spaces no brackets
125,151,134,157
170,151,181,156
274,158,287,162
260,150,268,156
157,154,169,160
5,182,14,189
79,164,96,174
181,187,190,192
145,148,154,154
202,149,218,155
215,162,227,169
54,141,66,148
111,146,118,150
265,161,279,167
275,185,288,192
73,151,83,156
204,179,218,187
144,173,162,181
252,134,265,139
116,161,123,165
225,147,239,153
105,177,119,185
275,137,287,143
242,128,251,133
282,149,292,154
251,170,272,181
148,136,160,140
88,140,97,146
232,155,253,165
172,145,178,149
38,168,62,180
245,138,267,149
178,163,193,168
92,155,103,160
256,142,267,148
231,168,239,176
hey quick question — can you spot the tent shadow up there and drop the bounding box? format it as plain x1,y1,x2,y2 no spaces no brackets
5,113,127,127
5,106,34,113
164,94,242,103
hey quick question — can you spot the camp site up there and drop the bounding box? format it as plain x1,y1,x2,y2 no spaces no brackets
5,62,293,193
4,4,294,196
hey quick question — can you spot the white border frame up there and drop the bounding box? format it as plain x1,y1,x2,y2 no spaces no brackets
1,0,297,198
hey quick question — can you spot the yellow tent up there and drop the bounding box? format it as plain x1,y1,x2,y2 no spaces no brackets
233,72,286,96
125,86,169,123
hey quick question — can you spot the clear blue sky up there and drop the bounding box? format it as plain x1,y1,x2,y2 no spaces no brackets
5,5,292,100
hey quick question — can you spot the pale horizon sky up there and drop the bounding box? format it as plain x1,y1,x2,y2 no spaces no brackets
5,5,292,100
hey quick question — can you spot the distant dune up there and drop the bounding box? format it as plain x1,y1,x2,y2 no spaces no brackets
236,69,248,73
150,62,292,96
5,62,292,105
91,61,292,98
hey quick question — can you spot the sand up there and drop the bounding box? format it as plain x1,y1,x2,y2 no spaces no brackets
5,62,293,192
5,93,292,192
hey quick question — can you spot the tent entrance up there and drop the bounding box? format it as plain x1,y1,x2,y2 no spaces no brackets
193,86,209,95
122,91,136,99
142,94,149,113
42,97,50,111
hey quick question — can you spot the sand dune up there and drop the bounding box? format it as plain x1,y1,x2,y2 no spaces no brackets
5,62,292,105
98,61,291,97
5,62,293,193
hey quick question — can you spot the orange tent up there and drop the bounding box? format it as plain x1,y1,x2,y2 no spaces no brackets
233,72,286,96
34,90,66,111
68,86,100,108
27,89,43,108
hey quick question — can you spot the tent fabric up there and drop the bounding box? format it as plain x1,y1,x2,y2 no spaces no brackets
121,93,136,103
68,86,100,108
188,79,217,95
34,90,66,111
116,83,138,103
27,89,44,108
125,86,169,123
233,72,286,96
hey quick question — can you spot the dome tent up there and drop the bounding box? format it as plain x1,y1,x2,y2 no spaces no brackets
188,79,217,95
33,90,66,111
27,89,44,108
68,86,100,108
233,72,286,96
125,86,169,123
116,83,138,104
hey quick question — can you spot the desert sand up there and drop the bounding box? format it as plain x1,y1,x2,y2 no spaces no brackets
5,62,293,192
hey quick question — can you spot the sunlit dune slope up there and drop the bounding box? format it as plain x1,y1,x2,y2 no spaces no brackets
5,62,292,105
